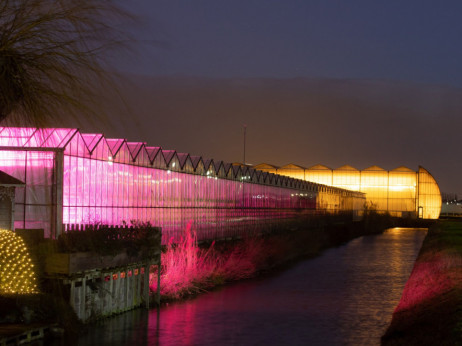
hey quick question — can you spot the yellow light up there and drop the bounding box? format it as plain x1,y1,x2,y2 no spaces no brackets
0,229,38,294
272,164,441,219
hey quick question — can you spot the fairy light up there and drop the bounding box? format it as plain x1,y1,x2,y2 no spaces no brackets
0,229,38,294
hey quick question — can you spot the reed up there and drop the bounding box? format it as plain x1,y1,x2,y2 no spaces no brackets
150,215,396,302
149,223,267,300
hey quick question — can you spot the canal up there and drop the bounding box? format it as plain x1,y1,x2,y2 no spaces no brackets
73,228,427,345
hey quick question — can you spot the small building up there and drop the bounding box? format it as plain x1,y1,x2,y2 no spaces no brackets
0,170,24,230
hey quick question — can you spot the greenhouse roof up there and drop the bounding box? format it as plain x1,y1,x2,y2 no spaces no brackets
0,127,78,148
0,127,366,197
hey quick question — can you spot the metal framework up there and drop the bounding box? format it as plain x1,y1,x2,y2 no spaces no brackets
0,128,366,240
254,163,442,219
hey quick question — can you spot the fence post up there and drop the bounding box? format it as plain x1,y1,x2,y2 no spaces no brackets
144,262,150,309
156,263,161,307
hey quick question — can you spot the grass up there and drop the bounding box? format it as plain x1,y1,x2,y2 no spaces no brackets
382,221,462,345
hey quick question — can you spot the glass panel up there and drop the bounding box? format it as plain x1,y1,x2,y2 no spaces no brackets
81,134,104,153
277,164,305,180
418,167,442,219
63,132,89,157
388,168,417,217
24,128,55,147
43,128,77,148
360,166,388,212
114,143,131,164
305,165,333,186
146,147,161,164
135,148,151,167
127,142,144,161
333,166,360,191
0,128,36,147
106,139,125,158
253,163,278,175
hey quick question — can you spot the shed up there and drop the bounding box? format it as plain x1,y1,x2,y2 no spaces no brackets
0,170,24,230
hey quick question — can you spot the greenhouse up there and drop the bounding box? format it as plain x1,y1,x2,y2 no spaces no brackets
0,128,365,241
253,163,442,219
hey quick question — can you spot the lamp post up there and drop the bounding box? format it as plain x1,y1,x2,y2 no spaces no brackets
243,124,247,166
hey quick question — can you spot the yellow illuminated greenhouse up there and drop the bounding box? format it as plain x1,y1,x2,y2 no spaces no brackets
253,164,441,219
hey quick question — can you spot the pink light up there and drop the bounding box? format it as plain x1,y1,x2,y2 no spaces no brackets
0,149,55,236
62,153,312,238
0,127,37,146
149,222,270,300
0,127,77,148
394,257,452,312
0,127,360,240
0,150,54,167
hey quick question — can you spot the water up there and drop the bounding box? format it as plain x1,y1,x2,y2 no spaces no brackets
74,228,427,345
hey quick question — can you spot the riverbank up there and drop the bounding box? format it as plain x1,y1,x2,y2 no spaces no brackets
72,225,428,345
150,213,431,303
0,214,431,343
382,221,462,345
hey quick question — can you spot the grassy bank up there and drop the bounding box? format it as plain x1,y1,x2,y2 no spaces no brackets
150,213,425,303
382,221,462,345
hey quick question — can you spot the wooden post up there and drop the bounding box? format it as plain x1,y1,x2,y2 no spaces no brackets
53,150,64,238
81,277,86,321
114,271,121,312
70,280,75,310
137,266,142,306
156,263,161,307
124,269,129,311
108,273,113,314
143,262,150,309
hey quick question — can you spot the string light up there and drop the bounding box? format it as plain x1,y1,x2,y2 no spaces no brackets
0,229,38,294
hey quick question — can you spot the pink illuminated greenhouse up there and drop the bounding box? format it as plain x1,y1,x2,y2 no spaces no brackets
0,128,364,241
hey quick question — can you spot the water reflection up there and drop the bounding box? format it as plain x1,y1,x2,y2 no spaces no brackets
75,228,426,346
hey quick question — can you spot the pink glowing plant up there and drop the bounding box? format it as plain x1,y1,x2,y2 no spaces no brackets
150,223,217,299
149,223,265,300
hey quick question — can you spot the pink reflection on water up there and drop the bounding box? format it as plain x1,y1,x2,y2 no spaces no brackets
69,229,425,346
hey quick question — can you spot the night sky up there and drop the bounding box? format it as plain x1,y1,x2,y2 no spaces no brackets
118,1,462,85
86,1,462,194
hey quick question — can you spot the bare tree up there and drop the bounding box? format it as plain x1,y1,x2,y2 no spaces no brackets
0,0,130,126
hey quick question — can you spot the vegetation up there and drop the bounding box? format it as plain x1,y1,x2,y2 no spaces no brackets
0,0,129,125
57,223,161,257
149,224,265,300
382,221,462,345
149,213,404,302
